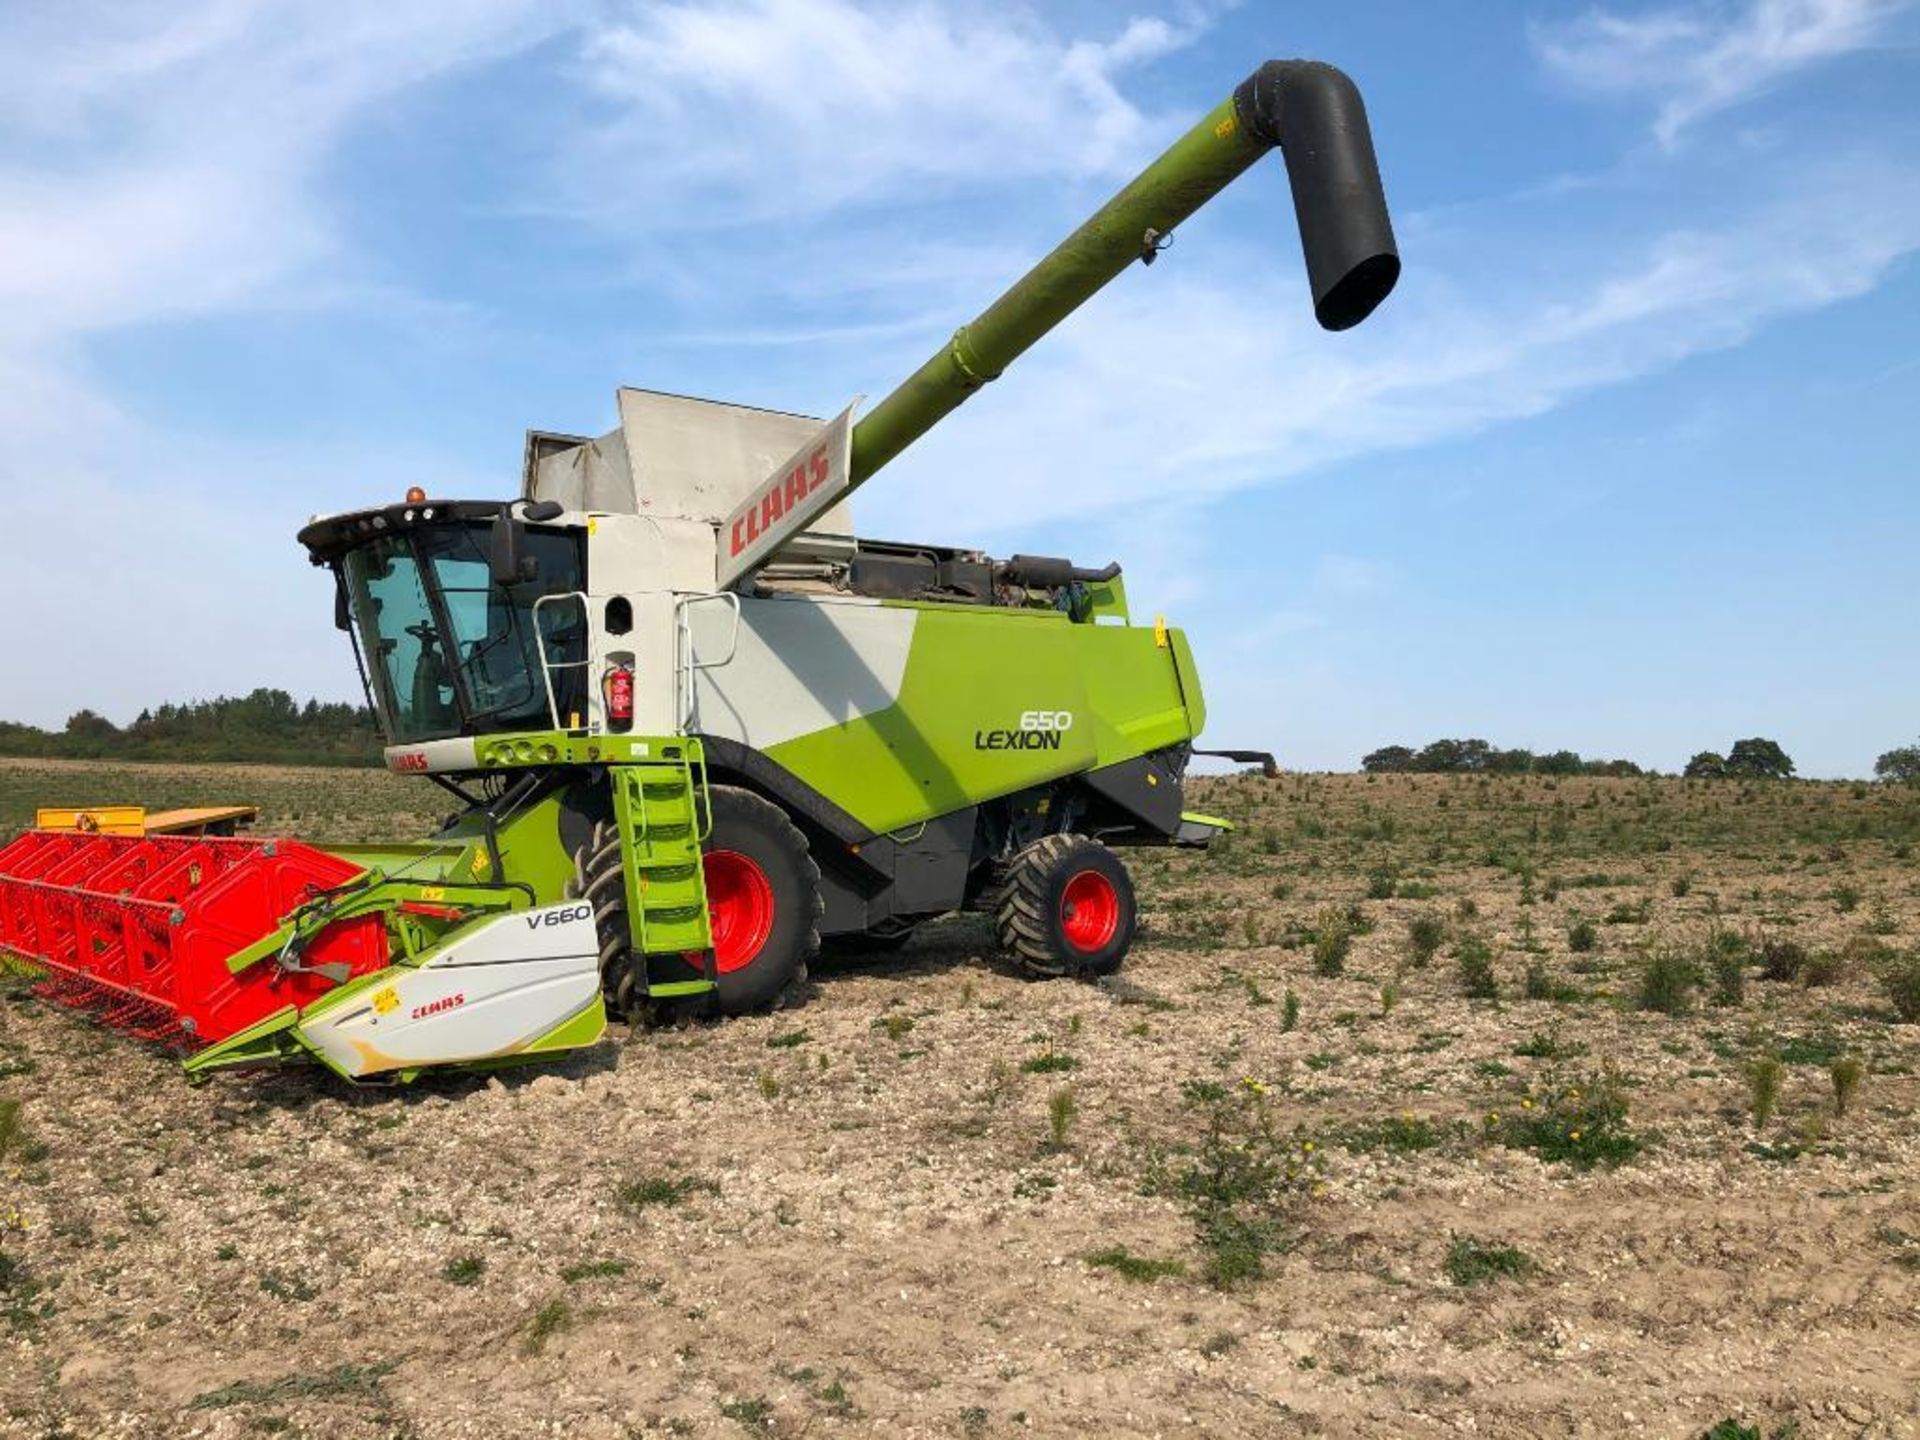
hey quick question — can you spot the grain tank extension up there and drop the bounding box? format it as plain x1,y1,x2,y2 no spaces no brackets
0,60,1397,1081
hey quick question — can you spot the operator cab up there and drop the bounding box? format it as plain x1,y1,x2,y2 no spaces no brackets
298,499,589,745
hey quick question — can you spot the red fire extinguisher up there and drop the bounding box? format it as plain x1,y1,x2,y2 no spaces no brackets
603,662,635,733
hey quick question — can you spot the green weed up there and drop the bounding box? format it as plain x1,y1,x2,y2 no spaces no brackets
1406,913,1447,967
1747,1057,1784,1129
1829,1058,1864,1117
1757,937,1807,983
1636,949,1698,1016
1311,909,1352,978
1454,937,1498,1000
190,1362,397,1410
523,1298,572,1355
559,1259,629,1284
1046,1086,1077,1151
617,1173,718,1210
1880,950,1920,1022
1488,1071,1640,1170
719,1396,773,1428
1083,1246,1185,1282
1333,1114,1447,1155
1161,1084,1322,1289
1022,1052,1077,1074
1443,1235,1533,1287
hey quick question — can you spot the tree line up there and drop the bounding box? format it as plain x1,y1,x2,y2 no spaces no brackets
0,689,381,767
1360,739,1645,777
1365,734,1920,782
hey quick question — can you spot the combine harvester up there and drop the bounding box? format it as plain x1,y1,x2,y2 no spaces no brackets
0,61,1398,1083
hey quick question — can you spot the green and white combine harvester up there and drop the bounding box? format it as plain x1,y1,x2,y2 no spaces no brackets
0,61,1398,1082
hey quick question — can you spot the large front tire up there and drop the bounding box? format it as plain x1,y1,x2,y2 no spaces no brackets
572,786,820,1019
994,834,1136,979
698,786,821,1013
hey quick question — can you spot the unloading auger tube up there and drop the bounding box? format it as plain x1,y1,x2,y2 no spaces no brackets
845,59,1399,489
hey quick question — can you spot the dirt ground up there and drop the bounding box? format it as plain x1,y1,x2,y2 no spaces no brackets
2,763,1918,1439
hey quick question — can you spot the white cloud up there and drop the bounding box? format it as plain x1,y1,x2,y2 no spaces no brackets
850,152,1920,544
571,0,1214,220
0,1,565,339
1534,0,1911,144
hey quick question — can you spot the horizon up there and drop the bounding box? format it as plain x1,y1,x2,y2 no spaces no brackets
0,686,1890,781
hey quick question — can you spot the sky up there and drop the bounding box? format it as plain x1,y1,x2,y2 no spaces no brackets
0,0,1915,776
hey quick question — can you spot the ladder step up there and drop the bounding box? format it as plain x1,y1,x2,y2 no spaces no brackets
639,922,710,953
631,870,702,899
645,978,716,999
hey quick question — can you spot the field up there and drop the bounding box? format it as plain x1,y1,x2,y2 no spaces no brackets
3,757,1919,1439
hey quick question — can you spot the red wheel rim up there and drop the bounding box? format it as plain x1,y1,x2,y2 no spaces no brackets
1060,869,1120,953
704,849,775,974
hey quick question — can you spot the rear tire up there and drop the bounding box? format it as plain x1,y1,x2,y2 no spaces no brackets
571,786,821,1020
994,833,1136,978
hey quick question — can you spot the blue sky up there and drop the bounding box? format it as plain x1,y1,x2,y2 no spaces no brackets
0,0,1915,776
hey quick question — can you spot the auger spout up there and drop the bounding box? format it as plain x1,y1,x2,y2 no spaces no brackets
845,59,1399,490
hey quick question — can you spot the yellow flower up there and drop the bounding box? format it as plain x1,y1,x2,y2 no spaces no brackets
1569,1129,1583,1140
1302,1141,1315,1153
1487,1111,1501,1123
1521,1099,1533,1110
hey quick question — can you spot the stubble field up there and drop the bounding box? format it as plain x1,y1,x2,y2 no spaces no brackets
2,756,1918,1439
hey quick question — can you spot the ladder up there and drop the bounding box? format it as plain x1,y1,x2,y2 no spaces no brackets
609,745,716,1001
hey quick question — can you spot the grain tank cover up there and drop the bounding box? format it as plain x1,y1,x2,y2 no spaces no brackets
522,388,856,537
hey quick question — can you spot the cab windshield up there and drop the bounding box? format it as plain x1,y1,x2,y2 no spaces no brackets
341,523,587,744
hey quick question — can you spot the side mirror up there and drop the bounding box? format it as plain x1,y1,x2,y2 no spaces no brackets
333,571,351,632
490,511,536,586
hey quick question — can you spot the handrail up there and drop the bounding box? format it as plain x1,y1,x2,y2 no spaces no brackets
530,591,593,732
673,591,743,732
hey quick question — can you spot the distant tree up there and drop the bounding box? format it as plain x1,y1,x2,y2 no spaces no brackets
1537,750,1584,776
1723,737,1795,780
1683,751,1727,779
1876,743,1920,785
63,709,118,739
1416,738,1494,774
1361,745,1417,773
